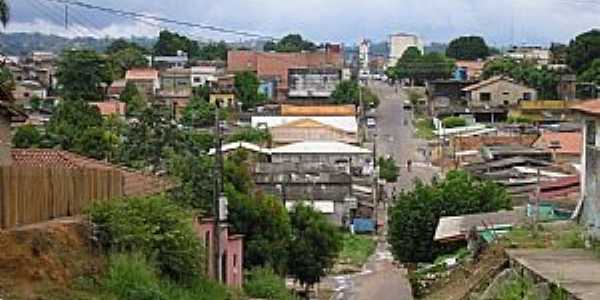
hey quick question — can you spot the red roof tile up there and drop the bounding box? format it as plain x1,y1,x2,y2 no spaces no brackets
89,101,127,116
125,68,159,80
571,99,600,116
534,131,582,155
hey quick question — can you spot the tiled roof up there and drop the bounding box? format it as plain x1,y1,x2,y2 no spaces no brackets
126,68,159,80
11,149,174,197
89,101,127,116
281,104,356,116
251,116,358,133
571,99,600,116
462,75,532,92
534,131,582,155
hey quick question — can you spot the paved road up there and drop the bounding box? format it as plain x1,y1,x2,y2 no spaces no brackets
327,82,439,300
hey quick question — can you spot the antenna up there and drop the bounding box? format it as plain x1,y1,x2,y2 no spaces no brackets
64,4,68,29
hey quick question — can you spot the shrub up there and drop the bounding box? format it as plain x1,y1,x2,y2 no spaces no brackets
88,196,203,282
13,124,42,148
378,156,399,182
442,116,467,128
103,253,165,300
338,233,376,266
244,267,296,300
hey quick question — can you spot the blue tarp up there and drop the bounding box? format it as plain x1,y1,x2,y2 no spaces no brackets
353,218,375,233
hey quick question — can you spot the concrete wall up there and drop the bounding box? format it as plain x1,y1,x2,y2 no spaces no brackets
271,153,371,167
0,116,12,166
469,81,538,108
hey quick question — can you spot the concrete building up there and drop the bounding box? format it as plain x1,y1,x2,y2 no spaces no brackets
287,68,341,99
505,46,551,65
159,68,192,98
251,116,358,135
571,100,600,238
463,76,538,108
125,68,160,97
359,39,370,73
190,66,218,87
269,118,358,145
388,33,423,67
151,50,188,69
270,141,372,167
12,80,47,103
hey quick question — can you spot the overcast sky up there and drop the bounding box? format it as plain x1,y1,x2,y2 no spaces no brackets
5,0,600,46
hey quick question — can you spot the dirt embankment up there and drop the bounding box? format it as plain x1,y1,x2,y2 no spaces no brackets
0,217,105,299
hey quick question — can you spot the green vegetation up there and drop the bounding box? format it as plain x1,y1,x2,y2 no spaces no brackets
288,204,342,292
119,81,147,117
442,116,467,128
181,96,219,127
388,170,511,263
154,30,229,61
263,34,316,52
109,47,148,79
493,275,569,300
0,65,13,89
226,126,271,144
507,115,534,124
503,224,586,250
579,58,600,84
56,49,113,101
244,267,297,300
338,233,376,266
482,58,561,99
0,0,9,27
415,118,435,140
13,124,42,148
378,156,399,182
567,29,600,74
88,196,203,282
234,71,266,109
331,80,380,107
446,36,490,60
387,47,455,83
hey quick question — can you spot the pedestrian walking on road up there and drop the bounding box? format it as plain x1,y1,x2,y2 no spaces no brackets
406,159,412,172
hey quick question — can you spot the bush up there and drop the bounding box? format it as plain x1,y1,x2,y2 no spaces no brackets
225,127,271,144
88,196,203,282
103,253,165,300
388,170,511,263
378,156,399,182
244,267,296,300
442,116,467,128
13,124,42,148
338,233,376,266
507,115,534,124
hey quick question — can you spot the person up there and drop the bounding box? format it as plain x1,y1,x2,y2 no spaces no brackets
406,159,412,172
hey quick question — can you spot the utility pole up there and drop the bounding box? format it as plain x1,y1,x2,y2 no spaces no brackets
64,4,69,30
213,101,224,282
533,168,541,235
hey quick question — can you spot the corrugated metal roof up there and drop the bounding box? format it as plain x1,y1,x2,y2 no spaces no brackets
281,104,356,116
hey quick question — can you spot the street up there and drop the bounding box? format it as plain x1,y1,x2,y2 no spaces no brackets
327,81,438,300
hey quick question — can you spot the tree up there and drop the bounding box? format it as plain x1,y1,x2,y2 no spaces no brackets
331,80,380,107
579,59,600,84
263,34,316,52
197,41,229,61
181,96,217,128
106,38,148,55
446,36,490,60
226,127,271,144
74,126,115,160
567,29,600,74
0,65,13,90
0,0,9,27
13,125,41,148
56,49,113,101
109,47,148,79
388,170,511,263
154,30,199,57
389,47,455,83
235,71,264,109
378,156,399,182
46,99,104,150
442,116,467,128
168,153,215,212
119,81,147,117
287,204,341,291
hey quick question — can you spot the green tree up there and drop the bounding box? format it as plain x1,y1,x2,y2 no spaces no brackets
483,58,561,99
388,170,511,263
0,66,13,89
331,80,380,107
109,47,148,79
106,38,148,55
442,116,467,128
181,96,217,128
13,125,41,148
579,58,600,84
263,34,316,52
287,204,342,292
0,0,9,27
88,195,203,282
567,29,600,74
56,49,113,101
390,47,455,83
226,127,271,144
154,30,199,57
244,267,296,300
168,153,215,212
46,99,104,150
235,71,264,109
119,81,147,117
198,41,229,61
378,156,399,182
446,36,490,60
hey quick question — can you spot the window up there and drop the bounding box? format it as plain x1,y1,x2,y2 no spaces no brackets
523,92,532,100
502,91,510,96
586,120,597,146
193,77,201,83
503,100,510,106
480,92,491,101
233,254,238,267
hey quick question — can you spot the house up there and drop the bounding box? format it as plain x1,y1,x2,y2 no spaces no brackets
505,46,551,65
251,116,358,134
159,67,192,98
509,100,582,123
388,33,423,67
426,79,477,117
462,76,538,122
455,60,485,80
108,79,127,98
481,145,552,162
227,50,343,102
570,100,600,238
287,68,341,99
125,68,160,97
190,66,218,87
209,92,236,108
533,131,582,163
269,118,358,145
151,51,188,69
194,218,243,288
254,162,355,226
270,141,372,167
434,209,526,243
280,104,356,116
89,100,127,117
0,86,28,166
12,80,47,103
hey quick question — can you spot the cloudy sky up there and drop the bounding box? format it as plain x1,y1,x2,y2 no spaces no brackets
5,0,600,46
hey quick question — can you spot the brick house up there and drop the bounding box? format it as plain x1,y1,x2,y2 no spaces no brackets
125,68,160,97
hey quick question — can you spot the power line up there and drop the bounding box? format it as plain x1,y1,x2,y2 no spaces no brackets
42,0,277,40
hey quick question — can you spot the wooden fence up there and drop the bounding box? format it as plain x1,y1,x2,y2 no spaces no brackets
0,166,124,229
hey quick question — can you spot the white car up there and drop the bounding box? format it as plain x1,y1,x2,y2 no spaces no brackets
367,118,376,128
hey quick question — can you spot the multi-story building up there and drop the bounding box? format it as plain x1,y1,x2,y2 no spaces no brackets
125,68,160,97
359,39,370,73
287,68,341,99
388,33,423,67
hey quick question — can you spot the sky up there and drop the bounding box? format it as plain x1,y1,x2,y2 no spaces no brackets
5,0,600,46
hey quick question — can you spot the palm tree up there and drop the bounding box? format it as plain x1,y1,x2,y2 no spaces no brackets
0,0,9,28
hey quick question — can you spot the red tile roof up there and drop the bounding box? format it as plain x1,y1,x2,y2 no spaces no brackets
90,101,127,116
571,99,600,116
11,149,174,197
125,68,159,81
534,131,582,155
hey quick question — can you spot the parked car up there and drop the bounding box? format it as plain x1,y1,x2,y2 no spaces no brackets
403,100,413,110
367,118,376,128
